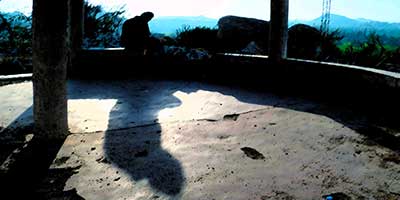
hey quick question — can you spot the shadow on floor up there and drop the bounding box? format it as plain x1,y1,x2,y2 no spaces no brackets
103,94,185,195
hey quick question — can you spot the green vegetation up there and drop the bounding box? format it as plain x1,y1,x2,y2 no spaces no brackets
0,3,125,75
0,12,32,74
83,2,125,48
318,29,344,61
339,29,400,48
337,33,400,70
175,26,219,52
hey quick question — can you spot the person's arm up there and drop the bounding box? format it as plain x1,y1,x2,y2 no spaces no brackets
145,24,151,37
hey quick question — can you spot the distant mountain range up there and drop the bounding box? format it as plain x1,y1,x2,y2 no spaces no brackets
2,11,400,45
150,14,400,40
291,14,400,37
149,16,218,36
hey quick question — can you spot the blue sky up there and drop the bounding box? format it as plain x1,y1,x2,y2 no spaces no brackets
1,0,399,22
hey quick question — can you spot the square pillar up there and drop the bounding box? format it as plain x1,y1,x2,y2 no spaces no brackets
32,0,70,139
269,0,289,63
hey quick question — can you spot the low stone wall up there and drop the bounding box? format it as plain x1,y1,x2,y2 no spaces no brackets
71,49,400,92
212,54,398,94
285,58,400,89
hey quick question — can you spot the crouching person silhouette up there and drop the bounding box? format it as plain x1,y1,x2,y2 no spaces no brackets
121,12,154,55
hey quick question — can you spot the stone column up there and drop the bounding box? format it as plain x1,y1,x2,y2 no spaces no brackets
32,0,70,140
269,0,289,62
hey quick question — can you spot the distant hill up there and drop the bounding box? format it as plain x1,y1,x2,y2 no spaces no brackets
290,14,400,43
149,16,218,36
150,14,400,41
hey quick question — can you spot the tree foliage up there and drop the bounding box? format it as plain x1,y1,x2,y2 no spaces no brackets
0,12,32,74
318,29,344,61
341,33,395,68
83,3,125,48
0,12,32,56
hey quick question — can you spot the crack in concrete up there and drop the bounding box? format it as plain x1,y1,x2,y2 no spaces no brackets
197,107,274,122
71,107,275,135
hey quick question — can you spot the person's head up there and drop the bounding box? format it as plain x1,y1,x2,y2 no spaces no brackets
141,12,154,22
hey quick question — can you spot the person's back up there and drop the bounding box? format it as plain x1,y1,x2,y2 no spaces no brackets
121,12,154,53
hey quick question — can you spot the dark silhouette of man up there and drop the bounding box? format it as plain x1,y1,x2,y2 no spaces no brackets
121,12,154,54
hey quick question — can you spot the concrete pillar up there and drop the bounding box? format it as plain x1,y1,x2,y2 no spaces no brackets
32,0,70,139
269,0,289,62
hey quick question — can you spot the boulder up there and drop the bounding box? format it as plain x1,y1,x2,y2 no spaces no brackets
288,24,321,59
217,16,270,52
241,41,266,55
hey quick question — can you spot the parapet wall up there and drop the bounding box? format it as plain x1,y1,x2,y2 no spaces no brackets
2,49,399,125
69,49,400,101
71,49,399,86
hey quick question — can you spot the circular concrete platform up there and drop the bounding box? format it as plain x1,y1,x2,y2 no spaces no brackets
1,80,399,199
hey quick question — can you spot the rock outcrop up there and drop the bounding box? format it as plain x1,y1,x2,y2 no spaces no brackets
217,16,270,53
217,17,325,58
288,24,321,59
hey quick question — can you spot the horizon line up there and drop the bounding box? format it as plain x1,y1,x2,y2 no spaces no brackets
1,10,399,23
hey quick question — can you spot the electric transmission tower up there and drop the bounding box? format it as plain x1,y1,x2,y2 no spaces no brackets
320,0,332,35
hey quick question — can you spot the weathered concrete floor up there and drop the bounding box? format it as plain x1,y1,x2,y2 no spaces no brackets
1,80,399,199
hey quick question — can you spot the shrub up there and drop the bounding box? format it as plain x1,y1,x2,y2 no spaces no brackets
175,26,219,52
341,33,389,67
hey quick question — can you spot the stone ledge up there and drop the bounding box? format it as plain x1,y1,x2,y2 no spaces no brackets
0,73,32,86
287,58,400,79
0,73,33,81
218,53,400,90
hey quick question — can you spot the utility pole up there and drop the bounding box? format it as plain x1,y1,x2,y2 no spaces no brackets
320,0,331,35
